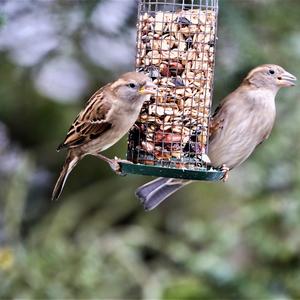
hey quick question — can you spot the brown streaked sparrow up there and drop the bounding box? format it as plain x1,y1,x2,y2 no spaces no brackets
52,72,156,201
136,64,297,211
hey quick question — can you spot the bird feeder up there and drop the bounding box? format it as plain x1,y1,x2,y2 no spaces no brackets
120,0,224,180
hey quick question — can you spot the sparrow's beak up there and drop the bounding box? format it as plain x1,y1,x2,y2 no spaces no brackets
139,82,157,95
278,70,297,87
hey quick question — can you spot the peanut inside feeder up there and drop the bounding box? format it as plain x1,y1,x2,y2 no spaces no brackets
123,0,223,180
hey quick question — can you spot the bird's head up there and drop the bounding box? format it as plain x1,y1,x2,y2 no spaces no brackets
111,72,156,102
244,64,297,90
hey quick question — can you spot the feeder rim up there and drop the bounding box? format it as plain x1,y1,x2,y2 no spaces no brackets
119,162,224,181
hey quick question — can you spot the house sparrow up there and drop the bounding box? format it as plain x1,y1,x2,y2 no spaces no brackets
136,64,297,211
52,72,156,201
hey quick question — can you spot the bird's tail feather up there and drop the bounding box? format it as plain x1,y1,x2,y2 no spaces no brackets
136,177,190,211
52,151,80,201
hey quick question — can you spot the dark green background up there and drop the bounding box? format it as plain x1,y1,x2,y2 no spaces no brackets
0,0,300,298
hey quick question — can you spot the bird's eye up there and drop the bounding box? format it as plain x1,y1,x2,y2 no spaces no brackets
268,69,275,75
128,83,137,89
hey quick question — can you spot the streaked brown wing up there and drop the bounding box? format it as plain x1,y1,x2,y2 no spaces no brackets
209,101,227,143
57,86,113,150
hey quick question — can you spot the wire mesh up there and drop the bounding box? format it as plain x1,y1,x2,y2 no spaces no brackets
127,0,218,172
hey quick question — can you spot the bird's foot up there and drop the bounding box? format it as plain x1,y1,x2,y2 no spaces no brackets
108,157,133,176
221,164,230,182
107,159,122,175
95,153,128,175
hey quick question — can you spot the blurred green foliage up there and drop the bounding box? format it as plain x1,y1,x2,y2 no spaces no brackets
0,0,300,299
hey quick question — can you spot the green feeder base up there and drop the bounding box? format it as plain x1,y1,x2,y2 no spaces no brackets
119,162,224,181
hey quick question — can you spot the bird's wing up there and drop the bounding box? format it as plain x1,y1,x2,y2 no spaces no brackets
209,99,227,142
57,86,113,150
209,86,243,142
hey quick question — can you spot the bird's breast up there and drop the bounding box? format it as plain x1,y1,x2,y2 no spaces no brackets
208,92,276,169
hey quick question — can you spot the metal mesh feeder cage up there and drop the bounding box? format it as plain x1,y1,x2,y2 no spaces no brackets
120,0,224,181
